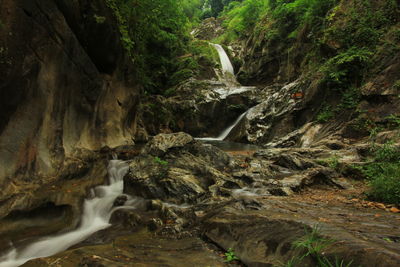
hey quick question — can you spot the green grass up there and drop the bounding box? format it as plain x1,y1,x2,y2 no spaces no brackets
154,156,168,166
278,225,354,267
224,248,239,262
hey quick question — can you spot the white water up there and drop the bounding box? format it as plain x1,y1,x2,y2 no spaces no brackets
197,111,247,141
0,160,130,267
211,43,235,76
196,44,251,141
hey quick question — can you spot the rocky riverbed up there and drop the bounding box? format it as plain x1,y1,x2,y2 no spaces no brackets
1,132,397,267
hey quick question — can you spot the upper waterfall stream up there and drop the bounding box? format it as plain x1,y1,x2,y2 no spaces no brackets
0,160,131,267
211,43,235,76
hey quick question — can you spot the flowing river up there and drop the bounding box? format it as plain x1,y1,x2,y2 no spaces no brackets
0,160,130,267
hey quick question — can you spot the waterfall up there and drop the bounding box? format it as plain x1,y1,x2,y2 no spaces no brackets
0,160,132,267
211,43,235,76
196,44,253,141
197,111,247,141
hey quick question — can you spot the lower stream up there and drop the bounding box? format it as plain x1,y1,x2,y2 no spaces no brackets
0,139,258,267
0,160,131,267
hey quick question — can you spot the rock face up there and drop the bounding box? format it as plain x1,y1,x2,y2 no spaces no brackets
192,17,225,41
140,79,257,137
0,0,139,217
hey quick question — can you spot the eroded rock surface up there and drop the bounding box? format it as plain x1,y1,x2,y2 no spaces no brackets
0,0,139,220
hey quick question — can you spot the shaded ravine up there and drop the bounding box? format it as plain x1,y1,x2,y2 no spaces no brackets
0,160,131,267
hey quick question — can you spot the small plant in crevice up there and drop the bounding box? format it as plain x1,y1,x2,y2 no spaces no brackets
386,114,400,129
316,105,334,123
280,225,354,267
93,14,106,24
292,226,333,262
316,154,340,171
224,248,239,262
154,156,168,166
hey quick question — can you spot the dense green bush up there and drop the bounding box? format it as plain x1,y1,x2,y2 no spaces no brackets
361,142,400,205
106,0,195,94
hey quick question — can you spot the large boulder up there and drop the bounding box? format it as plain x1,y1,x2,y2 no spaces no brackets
142,132,194,156
124,133,235,204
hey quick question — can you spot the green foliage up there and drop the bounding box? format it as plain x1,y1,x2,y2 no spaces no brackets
285,226,354,267
321,47,372,88
180,0,204,26
93,14,106,24
317,105,334,123
224,248,239,262
323,0,398,49
293,226,333,261
217,0,267,41
338,87,361,110
106,0,193,94
393,80,400,90
359,141,400,205
383,237,394,243
327,154,339,170
154,156,168,166
270,0,338,37
202,0,239,18
387,114,400,129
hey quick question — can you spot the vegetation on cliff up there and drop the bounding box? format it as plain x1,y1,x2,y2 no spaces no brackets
204,0,400,204
102,1,400,203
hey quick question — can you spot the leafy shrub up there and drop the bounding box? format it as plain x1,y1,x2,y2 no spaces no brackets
365,163,400,204
360,142,400,204
317,105,334,123
321,47,372,88
106,0,191,94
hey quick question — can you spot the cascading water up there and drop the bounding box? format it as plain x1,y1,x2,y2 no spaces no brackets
211,43,235,76
196,44,253,141
0,160,131,267
197,111,247,141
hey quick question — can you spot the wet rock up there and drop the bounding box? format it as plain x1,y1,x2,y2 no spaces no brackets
0,157,108,248
147,218,164,232
226,80,308,144
192,17,224,41
202,198,400,267
109,209,141,229
143,132,194,156
26,230,226,266
112,195,128,207
124,133,241,204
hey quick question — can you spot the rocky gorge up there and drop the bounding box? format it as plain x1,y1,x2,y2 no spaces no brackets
0,0,400,266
